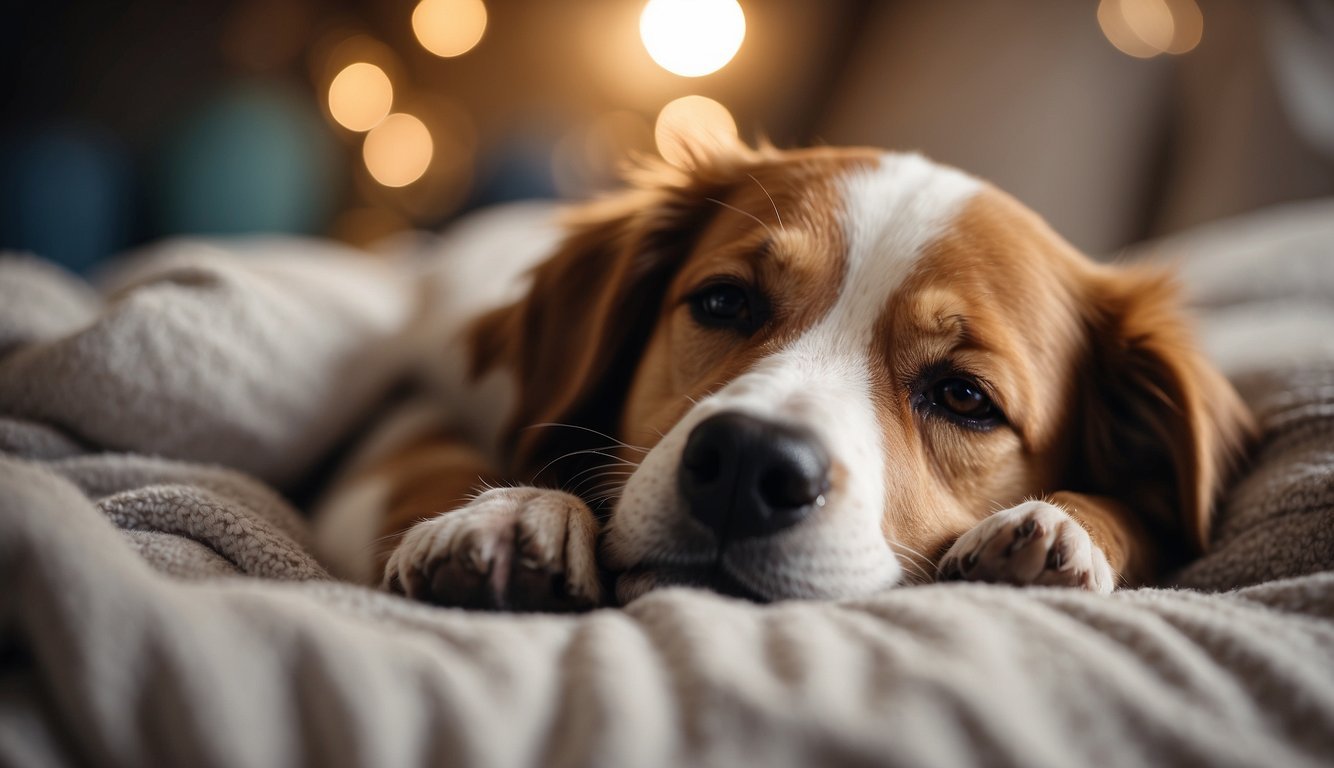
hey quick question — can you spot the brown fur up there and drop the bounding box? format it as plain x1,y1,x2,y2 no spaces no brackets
370,428,499,570
472,146,878,489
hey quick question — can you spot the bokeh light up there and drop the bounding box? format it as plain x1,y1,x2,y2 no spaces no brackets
654,95,737,167
363,113,433,187
413,0,488,58
1162,0,1203,54
1098,0,1203,59
640,0,746,77
327,62,393,132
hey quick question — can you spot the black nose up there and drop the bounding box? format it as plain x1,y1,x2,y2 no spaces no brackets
678,412,831,541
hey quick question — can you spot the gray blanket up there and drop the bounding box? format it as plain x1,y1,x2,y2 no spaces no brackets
2,204,1333,768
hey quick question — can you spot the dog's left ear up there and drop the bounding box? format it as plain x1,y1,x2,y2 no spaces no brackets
470,146,764,483
1073,267,1255,559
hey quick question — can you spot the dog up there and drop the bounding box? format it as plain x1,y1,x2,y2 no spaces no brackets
313,143,1254,609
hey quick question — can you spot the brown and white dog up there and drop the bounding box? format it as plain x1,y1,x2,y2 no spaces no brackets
314,144,1253,609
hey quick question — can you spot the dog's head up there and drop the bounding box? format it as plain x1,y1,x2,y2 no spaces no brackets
474,145,1252,602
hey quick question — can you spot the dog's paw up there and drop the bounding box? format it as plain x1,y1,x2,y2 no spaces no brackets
936,500,1116,593
383,487,603,611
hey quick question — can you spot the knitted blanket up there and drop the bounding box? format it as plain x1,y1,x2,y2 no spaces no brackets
1,203,1332,768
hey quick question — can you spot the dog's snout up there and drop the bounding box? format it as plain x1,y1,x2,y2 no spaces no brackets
678,412,831,541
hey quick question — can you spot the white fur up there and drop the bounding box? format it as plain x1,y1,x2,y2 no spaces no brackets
937,500,1116,593
605,153,982,601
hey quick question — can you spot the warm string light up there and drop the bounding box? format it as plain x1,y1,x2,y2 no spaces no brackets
324,1,752,203
363,113,434,187
640,0,746,77
654,95,737,167
413,0,488,58
359,1,482,191
327,62,393,132
1098,0,1203,58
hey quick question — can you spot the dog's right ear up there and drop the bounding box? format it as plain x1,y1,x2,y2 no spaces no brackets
469,145,765,483
1071,266,1255,569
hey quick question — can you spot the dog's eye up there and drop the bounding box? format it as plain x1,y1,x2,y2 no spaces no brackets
689,282,756,331
929,377,1002,427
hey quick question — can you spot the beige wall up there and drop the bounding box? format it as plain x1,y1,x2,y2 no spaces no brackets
817,0,1334,254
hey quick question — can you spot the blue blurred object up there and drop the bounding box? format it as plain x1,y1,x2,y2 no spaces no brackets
467,133,560,211
155,82,339,236
0,128,133,273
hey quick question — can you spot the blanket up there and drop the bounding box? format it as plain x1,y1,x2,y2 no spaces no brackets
1,203,1333,768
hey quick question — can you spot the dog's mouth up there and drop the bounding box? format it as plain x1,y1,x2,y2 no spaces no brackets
613,559,769,604
598,520,775,603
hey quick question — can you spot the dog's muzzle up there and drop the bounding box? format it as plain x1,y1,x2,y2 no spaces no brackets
677,412,831,541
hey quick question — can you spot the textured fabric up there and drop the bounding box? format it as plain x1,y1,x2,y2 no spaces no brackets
0,238,413,491
1134,199,1334,590
2,205,1334,768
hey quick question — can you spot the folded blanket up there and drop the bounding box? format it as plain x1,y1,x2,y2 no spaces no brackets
2,203,1333,768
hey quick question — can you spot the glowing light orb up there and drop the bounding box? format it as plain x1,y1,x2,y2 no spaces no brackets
327,62,393,132
640,0,745,77
1098,0,1203,59
1162,0,1203,54
363,113,433,187
654,95,737,167
413,0,488,58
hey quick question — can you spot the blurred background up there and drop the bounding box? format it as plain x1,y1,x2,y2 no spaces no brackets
2,0,1331,273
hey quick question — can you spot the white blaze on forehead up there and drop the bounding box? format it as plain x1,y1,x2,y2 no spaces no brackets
819,152,983,347
721,153,981,595
753,152,982,467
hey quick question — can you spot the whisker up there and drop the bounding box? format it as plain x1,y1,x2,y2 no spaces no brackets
524,422,649,453
905,563,932,585
562,453,639,497
705,197,775,239
588,492,624,509
565,461,637,490
589,477,629,494
531,447,638,483
892,541,934,566
585,484,630,502
577,451,639,467
569,469,637,497
583,476,627,495
891,541,940,583
746,172,785,233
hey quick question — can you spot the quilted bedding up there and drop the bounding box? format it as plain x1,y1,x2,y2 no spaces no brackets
1,202,1333,767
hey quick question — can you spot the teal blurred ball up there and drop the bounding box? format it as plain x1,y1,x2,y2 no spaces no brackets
157,83,339,235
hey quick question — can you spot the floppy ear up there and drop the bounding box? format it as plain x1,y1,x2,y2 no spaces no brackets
1072,267,1255,559
469,147,765,484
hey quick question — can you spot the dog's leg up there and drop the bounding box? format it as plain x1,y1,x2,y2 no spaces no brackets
936,492,1154,593
367,432,604,611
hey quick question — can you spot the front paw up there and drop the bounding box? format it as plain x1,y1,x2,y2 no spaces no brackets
384,488,603,611
937,500,1116,593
